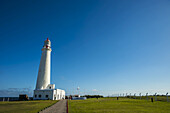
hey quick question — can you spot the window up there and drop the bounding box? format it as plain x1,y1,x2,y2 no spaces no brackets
46,95,48,98
35,95,37,98
39,95,41,98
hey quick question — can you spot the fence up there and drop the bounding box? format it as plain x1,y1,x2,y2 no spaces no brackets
116,92,169,102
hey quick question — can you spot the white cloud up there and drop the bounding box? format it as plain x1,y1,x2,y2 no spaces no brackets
0,88,33,97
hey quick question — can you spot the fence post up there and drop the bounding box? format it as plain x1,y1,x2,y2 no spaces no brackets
155,93,157,101
146,93,148,101
139,93,141,100
134,93,136,99
130,93,131,98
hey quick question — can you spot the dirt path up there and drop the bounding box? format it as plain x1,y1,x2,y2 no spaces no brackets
40,100,67,113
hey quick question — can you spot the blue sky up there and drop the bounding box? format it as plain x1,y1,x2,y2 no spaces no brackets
0,0,170,97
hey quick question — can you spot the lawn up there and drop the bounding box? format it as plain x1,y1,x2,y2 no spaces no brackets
68,97,170,113
0,100,58,113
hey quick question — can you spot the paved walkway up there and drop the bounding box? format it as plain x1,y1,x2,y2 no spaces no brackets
40,100,67,113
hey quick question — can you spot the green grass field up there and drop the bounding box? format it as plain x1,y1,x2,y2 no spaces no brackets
68,97,170,113
0,100,58,113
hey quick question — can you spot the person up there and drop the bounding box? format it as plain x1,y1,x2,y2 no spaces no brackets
151,97,153,102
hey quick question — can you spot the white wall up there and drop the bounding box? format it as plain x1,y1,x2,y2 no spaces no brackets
33,89,65,100
54,89,65,100
33,90,53,100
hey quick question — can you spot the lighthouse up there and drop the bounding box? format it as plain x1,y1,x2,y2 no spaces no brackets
33,38,65,100
36,38,51,90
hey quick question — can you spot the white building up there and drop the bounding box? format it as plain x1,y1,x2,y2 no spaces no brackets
33,38,65,100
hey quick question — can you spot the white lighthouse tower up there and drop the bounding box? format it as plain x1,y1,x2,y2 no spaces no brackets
33,38,65,100
36,38,51,90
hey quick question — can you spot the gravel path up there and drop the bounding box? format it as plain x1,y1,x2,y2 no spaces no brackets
40,100,67,113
